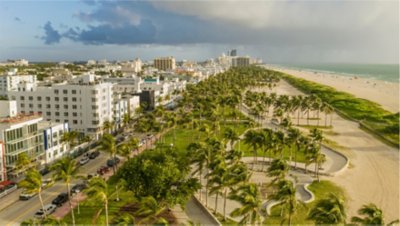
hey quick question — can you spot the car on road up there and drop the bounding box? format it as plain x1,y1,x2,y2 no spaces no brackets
106,157,120,167
116,136,124,143
39,167,50,176
34,204,57,219
97,166,110,175
79,156,90,165
71,183,87,194
52,193,69,207
89,150,100,159
19,189,38,200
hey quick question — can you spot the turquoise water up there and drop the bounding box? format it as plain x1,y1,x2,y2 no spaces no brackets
276,63,399,83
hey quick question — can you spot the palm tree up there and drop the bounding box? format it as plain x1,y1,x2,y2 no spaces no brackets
188,142,207,202
127,137,139,155
351,203,385,225
99,133,117,174
61,131,79,149
19,169,46,218
117,143,131,160
287,128,302,168
243,130,263,169
224,127,239,150
85,177,111,226
103,120,113,134
267,158,289,181
135,196,168,225
308,193,347,224
113,212,135,226
229,183,263,225
15,152,32,176
122,113,131,131
51,156,80,226
269,179,297,225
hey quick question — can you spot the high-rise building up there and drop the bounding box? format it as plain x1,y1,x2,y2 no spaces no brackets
153,57,176,71
230,49,237,57
232,57,250,67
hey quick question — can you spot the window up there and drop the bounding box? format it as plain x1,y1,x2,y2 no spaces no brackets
54,90,59,94
20,103,25,107
92,90,98,95
46,104,51,109
55,112,60,116
56,119,60,122
63,90,68,94
38,104,42,108
64,105,68,109
73,112,78,117
29,104,33,108
46,112,51,116
92,120,99,125
92,105,98,110
63,97,68,101
72,97,77,102
92,98,97,102
20,96,25,100
64,112,68,116
73,120,78,124
29,96,33,101
72,90,77,94
55,104,59,109
46,97,50,101
72,105,77,109
37,96,42,101
55,97,59,101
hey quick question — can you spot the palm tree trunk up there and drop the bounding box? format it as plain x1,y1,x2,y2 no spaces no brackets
288,213,292,226
317,111,320,126
105,200,109,226
38,190,46,218
67,183,76,226
307,110,310,125
297,110,300,125
223,189,227,221
198,169,202,201
214,193,219,214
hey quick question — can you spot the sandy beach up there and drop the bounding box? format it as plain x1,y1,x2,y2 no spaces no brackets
253,78,399,222
265,66,400,113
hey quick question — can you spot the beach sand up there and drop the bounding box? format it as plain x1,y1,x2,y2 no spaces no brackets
253,79,399,222
265,66,400,113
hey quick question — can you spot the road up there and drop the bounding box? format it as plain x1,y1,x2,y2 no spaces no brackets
0,151,109,225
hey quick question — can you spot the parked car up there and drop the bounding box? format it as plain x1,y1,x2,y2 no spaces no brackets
71,183,87,194
116,137,124,143
42,178,54,188
106,157,120,167
19,189,37,200
39,167,50,176
97,166,110,175
34,204,57,218
52,193,68,207
89,150,100,159
87,173,99,180
146,134,154,140
79,157,90,165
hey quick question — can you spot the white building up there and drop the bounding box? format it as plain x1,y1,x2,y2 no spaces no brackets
104,75,142,94
0,69,37,96
0,102,44,179
0,142,5,182
8,74,114,139
121,58,142,74
39,121,69,164
140,77,170,98
113,95,140,128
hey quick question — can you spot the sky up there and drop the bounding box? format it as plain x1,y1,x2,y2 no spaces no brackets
0,0,398,63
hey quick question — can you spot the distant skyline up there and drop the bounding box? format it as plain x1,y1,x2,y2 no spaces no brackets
0,0,398,63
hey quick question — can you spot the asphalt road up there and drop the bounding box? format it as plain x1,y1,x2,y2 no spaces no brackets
0,151,109,226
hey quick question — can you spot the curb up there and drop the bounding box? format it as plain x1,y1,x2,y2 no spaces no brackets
191,195,222,226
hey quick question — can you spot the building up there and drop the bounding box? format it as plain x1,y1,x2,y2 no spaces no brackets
104,75,142,94
139,90,155,111
8,74,114,139
40,121,69,164
121,58,142,74
153,57,176,71
229,49,237,57
140,77,170,98
0,101,44,179
113,95,140,128
232,57,250,67
0,69,37,96
0,142,5,181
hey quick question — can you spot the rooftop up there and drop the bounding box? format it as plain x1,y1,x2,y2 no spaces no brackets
0,113,42,124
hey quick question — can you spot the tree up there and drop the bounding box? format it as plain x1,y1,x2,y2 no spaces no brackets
351,203,385,225
112,212,135,226
267,158,289,182
308,193,347,224
85,178,111,226
15,152,32,176
229,183,263,225
19,169,46,219
223,127,239,150
51,157,80,226
99,134,117,174
287,128,302,168
135,196,168,225
103,120,113,134
127,137,139,155
243,130,263,169
61,131,79,149
269,179,297,225
117,143,131,160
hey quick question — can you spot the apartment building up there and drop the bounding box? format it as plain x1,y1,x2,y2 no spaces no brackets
0,142,5,181
232,56,250,67
0,69,37,96
39,121,69,164
140,77,170,98
0,101,44,179
121,58,142,74
8,74,114,139
113,95,140,128
153,57,176,71
104,75,142,94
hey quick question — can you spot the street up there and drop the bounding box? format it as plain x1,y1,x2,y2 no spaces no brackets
0,151,109,225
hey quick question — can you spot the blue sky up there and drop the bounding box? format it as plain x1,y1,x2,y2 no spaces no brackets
0,0,398,63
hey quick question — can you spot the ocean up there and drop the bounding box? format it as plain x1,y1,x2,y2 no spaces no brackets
275,63,399,83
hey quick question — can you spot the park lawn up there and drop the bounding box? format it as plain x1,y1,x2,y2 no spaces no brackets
234,141,307,163
159,122,253,153
63,182,135,225
265,180,346,224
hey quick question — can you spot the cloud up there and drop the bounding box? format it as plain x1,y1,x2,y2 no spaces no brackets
41,21,61,44
38,0,398,63
14,17,21,22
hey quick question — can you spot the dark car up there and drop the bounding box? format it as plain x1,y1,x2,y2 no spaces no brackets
97,166,110,175
106,157,120,167
52,193,69,206
89,150,100,159
116,137,124,143
39,167,50,176
71,183,87,194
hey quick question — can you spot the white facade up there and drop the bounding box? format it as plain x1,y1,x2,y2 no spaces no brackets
113,95,140,127
0,142,5,181
0,70,37,96
0,100,17,118
121,58,142,74
39,121,69,164
104,75,142,94
140,78,170,98
8,75,114,139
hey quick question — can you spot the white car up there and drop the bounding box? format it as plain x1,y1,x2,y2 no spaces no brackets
79,157,90,165
19,189,37,200
34,204,57,218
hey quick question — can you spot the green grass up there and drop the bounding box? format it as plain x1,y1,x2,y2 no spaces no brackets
234,140,307,163
265,180,346,224
281,73,400,147
63,179,136,225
